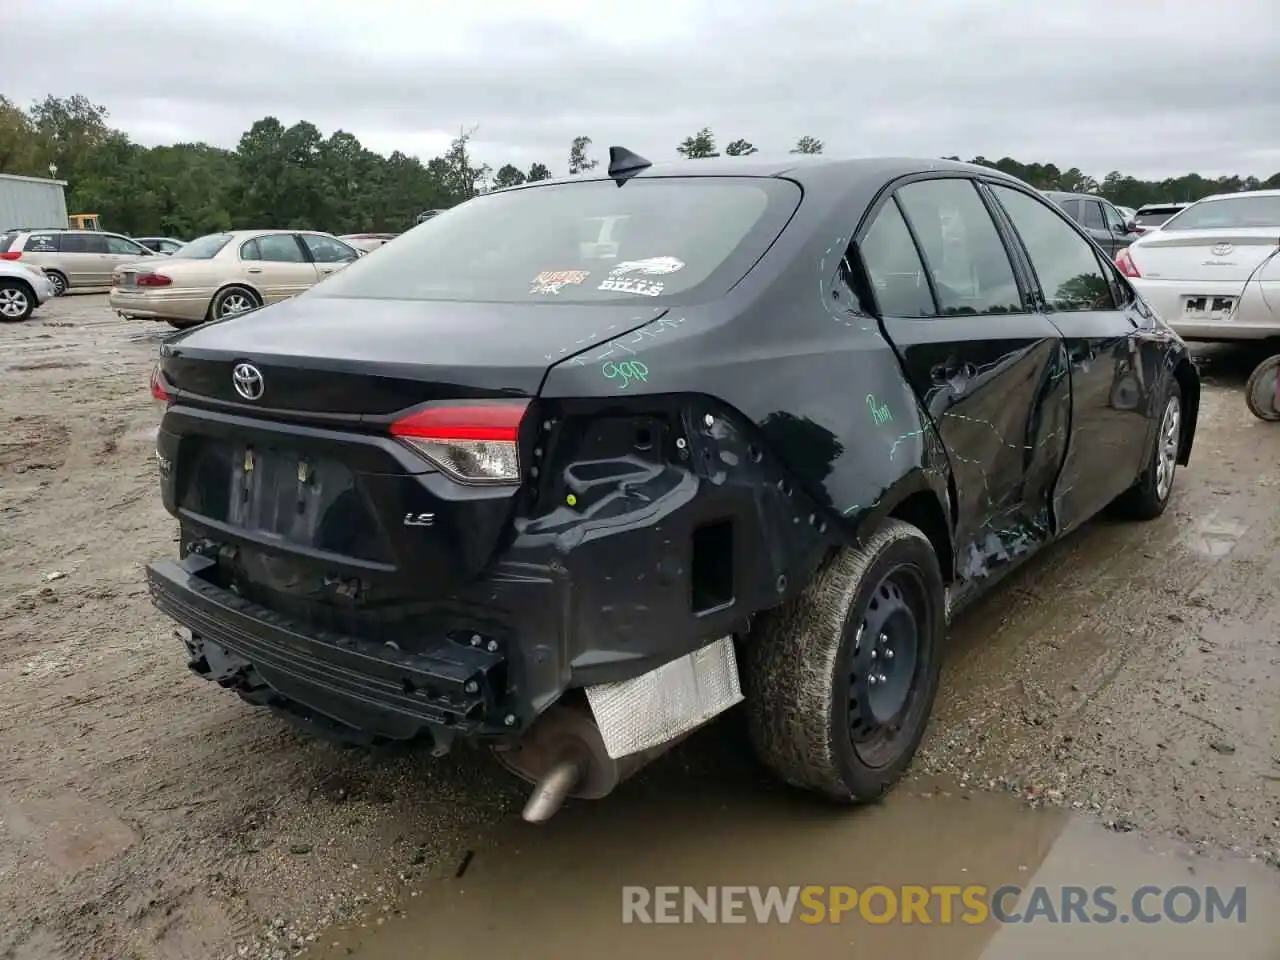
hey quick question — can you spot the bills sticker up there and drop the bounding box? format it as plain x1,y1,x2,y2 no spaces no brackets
598,278,665,297
530,270,590,294
608,256,685,277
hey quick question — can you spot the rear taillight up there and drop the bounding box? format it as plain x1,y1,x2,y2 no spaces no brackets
390,400,529,484
0,251,21,261
150,364,172,404
1115,248,1141,279
137,273,172,287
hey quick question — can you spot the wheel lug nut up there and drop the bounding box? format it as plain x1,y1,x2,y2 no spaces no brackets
879,633,888,644
876,673,887,684
884,649,894,660
870,650,877,660
868,675,878,685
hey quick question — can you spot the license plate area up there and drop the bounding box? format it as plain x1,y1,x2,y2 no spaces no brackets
1183,295,1235,320
121,272,136,288
178,438,387,560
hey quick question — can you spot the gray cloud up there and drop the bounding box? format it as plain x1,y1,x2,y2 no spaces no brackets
2,0,1276,179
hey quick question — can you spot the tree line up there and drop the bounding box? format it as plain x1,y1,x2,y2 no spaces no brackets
2,94,1276,240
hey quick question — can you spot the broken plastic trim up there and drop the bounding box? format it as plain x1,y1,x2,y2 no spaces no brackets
607,146,652,186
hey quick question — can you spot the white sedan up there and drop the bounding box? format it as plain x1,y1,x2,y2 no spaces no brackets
1116,190,1280,341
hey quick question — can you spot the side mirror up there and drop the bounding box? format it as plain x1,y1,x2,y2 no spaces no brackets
1123,219,1137,233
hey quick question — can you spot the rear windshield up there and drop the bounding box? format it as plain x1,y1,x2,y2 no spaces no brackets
1161,196,1280,231
310,177,801,305
174,233,232,259
1134,209,1182,227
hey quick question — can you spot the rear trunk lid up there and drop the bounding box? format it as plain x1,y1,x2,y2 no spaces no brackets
157,295,666,628
162,294,666,414
1129,228,1280,282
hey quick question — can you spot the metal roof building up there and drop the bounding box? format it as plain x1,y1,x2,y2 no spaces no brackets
0,173,70,231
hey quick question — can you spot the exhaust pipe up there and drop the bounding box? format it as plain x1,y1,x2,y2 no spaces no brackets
493,702,688,823
521,757,584,823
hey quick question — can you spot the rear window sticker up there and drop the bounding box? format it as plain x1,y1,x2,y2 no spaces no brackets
608,257,685,277
598,278,665,297
530,270,590,294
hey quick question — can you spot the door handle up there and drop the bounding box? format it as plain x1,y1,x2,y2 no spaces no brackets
930,361,977,384
247,267,262,274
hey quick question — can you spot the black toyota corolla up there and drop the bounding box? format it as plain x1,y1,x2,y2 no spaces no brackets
146,150,1199,821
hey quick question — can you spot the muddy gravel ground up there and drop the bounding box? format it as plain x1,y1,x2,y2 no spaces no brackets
1,295,1277,960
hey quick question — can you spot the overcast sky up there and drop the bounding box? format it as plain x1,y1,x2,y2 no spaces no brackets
3,0,1276,180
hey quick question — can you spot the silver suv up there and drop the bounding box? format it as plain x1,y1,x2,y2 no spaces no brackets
0,229,157,295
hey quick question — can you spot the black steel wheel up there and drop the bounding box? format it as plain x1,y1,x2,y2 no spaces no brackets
746,518,945,802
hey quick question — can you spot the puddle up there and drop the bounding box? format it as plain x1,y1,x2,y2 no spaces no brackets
311,775,1280,959
1181,514,1249,559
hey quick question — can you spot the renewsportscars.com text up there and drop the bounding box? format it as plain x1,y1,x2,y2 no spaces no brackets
621,884,1248,925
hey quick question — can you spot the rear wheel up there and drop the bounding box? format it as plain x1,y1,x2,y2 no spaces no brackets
166,318,202,330
1111,380,1183,520
746,519,945,802
45,271,67,296
0,281,34,322
210,286,260,320
1244,355,1280,422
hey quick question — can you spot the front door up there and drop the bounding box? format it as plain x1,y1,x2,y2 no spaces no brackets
57,231,110,286
1099,200,1138,254
858,176,1071,592
1076,198,1119,255
986,184,1155,533
238,234,319,303
298,233,360,282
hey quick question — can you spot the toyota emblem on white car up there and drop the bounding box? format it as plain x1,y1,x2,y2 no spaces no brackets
232,363,264,400
1210,242,1234,257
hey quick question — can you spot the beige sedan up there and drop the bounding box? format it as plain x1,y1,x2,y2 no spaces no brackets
108,229,361,327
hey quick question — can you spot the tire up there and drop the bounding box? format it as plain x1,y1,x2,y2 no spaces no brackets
1244,356,1280,422
1111,380,1183,520
746,519,945,802
45,271,67,297
209,286,260,320
0,280,35,322
166,318,202,330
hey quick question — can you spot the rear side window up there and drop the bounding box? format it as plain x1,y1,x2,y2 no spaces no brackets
61,233,107,253
301,234,358,263
24,232,60,252
243,235,306,263
858,201,934,318
1058,198,1081,220
989,186,1116,313
311,177,800,304
895,178,1022,316
106,235,145,255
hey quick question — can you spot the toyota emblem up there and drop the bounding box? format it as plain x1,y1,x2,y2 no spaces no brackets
232,362,264,400
1210,242,1234,257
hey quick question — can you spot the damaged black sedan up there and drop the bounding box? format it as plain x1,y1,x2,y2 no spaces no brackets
146,151,1199,821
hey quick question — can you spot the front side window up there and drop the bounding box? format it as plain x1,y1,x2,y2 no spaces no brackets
106,235,145,255
896,178,1023,316
990,185,1117,314
1101,203,1127,233
857,201,934,318
301,234,358,264
244,234,306,263
311,177,800,304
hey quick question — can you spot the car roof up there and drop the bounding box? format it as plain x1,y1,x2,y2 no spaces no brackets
504,154,1030,196
1135,202,1191,211
1189,189,1280,203
1040,190,1100,201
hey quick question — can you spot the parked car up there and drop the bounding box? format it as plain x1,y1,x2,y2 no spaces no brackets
135,236,188,255
340,233,397,252
1132,202,1191,235
145,152,1199,823
1117,190,1280,341
0,257,57,321
1041,190,1142,256
109,229,362,328
0,228,158,295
